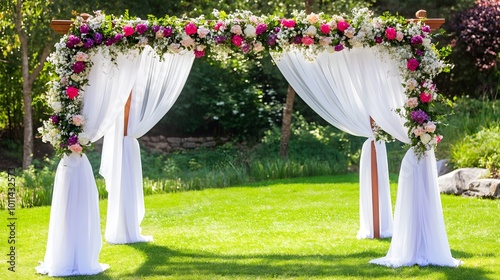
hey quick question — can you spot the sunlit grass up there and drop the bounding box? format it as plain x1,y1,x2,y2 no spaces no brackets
1,174,498,279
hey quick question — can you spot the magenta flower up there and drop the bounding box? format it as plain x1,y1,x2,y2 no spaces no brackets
411,35,423,45
163,27,173,37
241,43,251,53
385,27,396,40
135,23,148,35
334,44,344,52
375,37,383,44
194,49,205,58
152,25,161,33
282,19,295,28
79,25,90,34
66,87,79,99
411,109,428,124
256,23,267,35
301,36,314,46
214,21,224,31
420,92,432,103
185,22,197,35
66,35,81,48
407,58,420,71
72,61,86,73
320,24,331,34
50,115,59,124
104,38,114,46
232,35,243,46
337,21,349,32
123,26,135,36
113,33,123,43
422,25,431,33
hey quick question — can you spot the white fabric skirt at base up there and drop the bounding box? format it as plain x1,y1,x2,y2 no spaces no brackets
36,153,109,276
370,148,461,268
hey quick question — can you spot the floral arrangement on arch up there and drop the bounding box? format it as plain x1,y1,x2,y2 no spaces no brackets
39,8,450,157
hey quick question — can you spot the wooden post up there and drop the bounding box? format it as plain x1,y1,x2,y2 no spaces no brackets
370,117,380,239
124,93,132,136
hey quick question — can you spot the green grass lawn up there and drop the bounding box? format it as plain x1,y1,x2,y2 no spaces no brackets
1,174,499,279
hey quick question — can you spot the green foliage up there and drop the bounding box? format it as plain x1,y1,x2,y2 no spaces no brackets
451,126,500,176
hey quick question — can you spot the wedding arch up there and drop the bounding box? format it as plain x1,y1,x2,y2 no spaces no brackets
37,8,460,276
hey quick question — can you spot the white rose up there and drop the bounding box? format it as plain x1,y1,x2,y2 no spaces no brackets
420,133,432,144
304,25,317,36
422,38,431,47
78,132,90,146
244,24,257,38
51,102,62,113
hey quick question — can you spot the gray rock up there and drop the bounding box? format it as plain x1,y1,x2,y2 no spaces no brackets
436,159,452,176
438,168,489,195
463,179,500,198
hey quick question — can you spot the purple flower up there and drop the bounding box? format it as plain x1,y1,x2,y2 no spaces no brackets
411,109,429,124
415,49,423,56
268,34,277,46
256,23,267,35
293,35,302,44
411,35,423,45
83,38,94,49
113,33,123,43
136,23,148,35
241,43,251,53
104,38,114,46
93,32,103,44
79,25,90,34
334,44,344,52
50,115,59,124
163,26,173,37
152,25,161,33
68,134,78,145
72,61,86,73
66,35,81,48
214,35,226,44
422,25,431,33
274,27,281,33
375,37,383,44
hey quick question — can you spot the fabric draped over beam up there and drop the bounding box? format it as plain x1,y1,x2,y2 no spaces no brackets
271,50,393,239
274,46,459,267
36,49,142,276
100,46,195,244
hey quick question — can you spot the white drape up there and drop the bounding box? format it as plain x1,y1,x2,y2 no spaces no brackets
36,49,141,276
326,46,459,267
100,47,195,244
272,50,393,239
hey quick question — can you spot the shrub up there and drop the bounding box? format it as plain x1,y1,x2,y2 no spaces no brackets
451,126,500,177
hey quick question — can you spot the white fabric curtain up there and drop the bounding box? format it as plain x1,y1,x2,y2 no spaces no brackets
100,46,195,244
345,47,460,267
272,50,393,239
36,49,142,276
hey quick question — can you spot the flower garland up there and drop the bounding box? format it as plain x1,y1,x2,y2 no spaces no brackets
39,8,449,157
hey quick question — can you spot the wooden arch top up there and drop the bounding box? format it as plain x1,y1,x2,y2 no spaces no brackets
50,10,445,35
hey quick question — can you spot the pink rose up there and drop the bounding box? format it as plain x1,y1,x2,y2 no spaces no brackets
301,36,314,46
396,31,404,41
413,126,424,137
337,21,349,32
214,21,225,31
194,49,205,58
72,115,84,126
425,121,436,133
436,135,443,143
282,19,296,28
420,92,432,103
66,87,79,99
185,22,197,35
69,144,83,154
231,35,243,46
407,58,420,71
320,24,331,34
407,97,419,108
385,27,396,40
123,26,134,37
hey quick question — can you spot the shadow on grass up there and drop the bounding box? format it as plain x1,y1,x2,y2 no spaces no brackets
113,243,491,279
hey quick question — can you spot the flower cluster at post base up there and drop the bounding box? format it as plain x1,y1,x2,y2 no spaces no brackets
39,8,449,157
